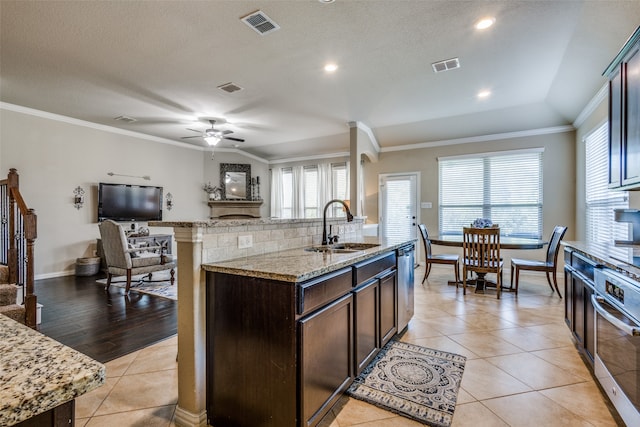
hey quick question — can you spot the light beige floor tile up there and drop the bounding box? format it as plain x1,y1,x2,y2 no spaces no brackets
341,416,425,426
104,351,138,378
79,267,619,427
451,402,509,427
489,326,569,352
483,391,594,426
459,312,519,332
530,346,593,379
85,405,175,427
454,387,477,405
448,331,524,358
459,359,531,400
539,382,620,426
485,352,587,390
400,335,481,360
401,318,444,340
75,377,119,419
125,343,178,375
333,397,397,426
93,369,178,416
148,334,177,348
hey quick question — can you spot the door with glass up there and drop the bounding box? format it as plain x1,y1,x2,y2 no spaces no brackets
379,173,418,243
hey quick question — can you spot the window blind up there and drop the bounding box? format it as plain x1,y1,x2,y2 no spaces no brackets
585,123,628,242
439,150,543,238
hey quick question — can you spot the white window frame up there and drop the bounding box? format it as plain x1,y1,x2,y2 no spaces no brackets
438,148,544,238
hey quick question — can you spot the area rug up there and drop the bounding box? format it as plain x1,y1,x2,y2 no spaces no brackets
96,271,177,300
347,340,466,427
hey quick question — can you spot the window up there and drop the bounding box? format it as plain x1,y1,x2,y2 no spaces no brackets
585,123,628,242
303,166,319,218
281,168,293,219
270,161,349,219
331,163,348,217
439,149,543,238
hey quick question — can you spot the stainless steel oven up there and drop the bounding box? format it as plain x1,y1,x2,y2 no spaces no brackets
593,268,640,426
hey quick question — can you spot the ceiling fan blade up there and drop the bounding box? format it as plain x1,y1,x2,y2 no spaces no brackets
223,136,245,142
222,130,233,135
186,128,203,133
181,136,203,139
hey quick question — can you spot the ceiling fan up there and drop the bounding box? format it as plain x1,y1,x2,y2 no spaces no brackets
181,119,245,146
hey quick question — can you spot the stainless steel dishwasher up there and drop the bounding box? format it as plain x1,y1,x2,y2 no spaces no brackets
397,243,415,332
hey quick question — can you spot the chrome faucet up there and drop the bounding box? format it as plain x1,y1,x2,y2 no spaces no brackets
322,199,354,246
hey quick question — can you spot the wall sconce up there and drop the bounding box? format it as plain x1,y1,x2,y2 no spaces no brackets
166,192,173,211
73,186,85,210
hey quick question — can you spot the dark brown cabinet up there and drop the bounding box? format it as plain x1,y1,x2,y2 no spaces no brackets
206,250,401,427
563,249,596,366
379,269,398,347
606,26,640,190
352,252,397,374
299,293,353,427
353,278,379,374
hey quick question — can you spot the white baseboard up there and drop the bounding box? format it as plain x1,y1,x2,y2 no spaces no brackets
174,406,207,427
35,270,75,280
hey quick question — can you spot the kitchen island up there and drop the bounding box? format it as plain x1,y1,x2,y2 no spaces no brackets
0,314,105,426
203,237,415,427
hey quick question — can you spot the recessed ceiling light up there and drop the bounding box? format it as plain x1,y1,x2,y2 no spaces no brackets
475,17,495,30
318,0,336,3
324,63,338,73
477,90,491,99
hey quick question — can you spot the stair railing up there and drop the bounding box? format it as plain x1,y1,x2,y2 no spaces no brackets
0,168,38,328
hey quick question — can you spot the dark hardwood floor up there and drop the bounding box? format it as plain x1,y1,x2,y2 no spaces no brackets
35,273,177,363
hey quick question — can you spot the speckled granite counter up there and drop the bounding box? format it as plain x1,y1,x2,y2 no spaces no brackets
202,237,414,282
0,315,105,426
562,241,640,280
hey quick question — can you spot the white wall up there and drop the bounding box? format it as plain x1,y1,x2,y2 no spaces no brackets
0,107,267,277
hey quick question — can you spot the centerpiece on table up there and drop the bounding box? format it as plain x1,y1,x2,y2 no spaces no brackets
471,218,497,228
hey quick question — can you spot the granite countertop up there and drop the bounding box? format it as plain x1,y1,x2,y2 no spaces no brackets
0,315,105,426
562,240,640,280
202,237,416,282
150,216,365,228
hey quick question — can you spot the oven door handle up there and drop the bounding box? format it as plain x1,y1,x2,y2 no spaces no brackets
592,294,640,336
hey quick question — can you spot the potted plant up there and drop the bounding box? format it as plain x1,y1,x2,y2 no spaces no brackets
203,182,222,200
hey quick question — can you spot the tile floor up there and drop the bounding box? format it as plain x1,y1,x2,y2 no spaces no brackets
75,265,622,426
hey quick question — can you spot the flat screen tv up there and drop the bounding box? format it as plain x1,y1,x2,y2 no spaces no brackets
98,183,163,222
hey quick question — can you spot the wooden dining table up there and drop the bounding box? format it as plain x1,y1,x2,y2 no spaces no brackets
429,235,547,293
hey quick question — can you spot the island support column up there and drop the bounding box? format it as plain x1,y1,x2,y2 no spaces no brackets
173,227,207,427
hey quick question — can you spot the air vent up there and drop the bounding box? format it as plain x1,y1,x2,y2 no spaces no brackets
241,10,280,36
431,57,460,73
113,115,137,123
218,82,244,93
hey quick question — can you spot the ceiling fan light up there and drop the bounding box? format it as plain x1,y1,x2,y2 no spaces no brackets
204,136,221,146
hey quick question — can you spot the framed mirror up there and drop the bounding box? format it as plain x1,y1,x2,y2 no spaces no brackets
220,163,251,200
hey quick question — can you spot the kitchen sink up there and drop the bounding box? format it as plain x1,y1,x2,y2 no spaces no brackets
334,243,380,250
304,242,380,253
304,246,359,253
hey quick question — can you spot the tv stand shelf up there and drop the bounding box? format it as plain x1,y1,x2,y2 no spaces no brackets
96,234,173,271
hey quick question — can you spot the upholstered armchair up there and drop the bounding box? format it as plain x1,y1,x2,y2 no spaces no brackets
98,220,176,294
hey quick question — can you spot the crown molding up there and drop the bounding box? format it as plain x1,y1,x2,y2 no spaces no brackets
348,121,381,152
573,83,608,129
268,152,350,165
380,125,575,152
1,102,270,163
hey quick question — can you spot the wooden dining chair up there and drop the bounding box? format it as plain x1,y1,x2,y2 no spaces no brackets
418,224,460,285
510,225,568,297
462,227,503,298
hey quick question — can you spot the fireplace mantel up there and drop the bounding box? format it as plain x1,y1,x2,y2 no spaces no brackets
208,200,263,219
